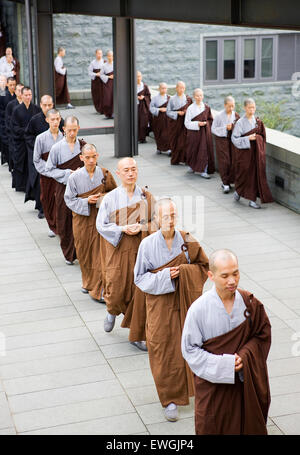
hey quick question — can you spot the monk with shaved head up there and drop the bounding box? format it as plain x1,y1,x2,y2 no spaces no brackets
100,50,114,119
150,82,171,155
65,144,116,301
134,198,208,422
182,249,271,435
166,81,192,165
96,157,157,351
24,94,64,218
45,115,86,264
137,71,151,144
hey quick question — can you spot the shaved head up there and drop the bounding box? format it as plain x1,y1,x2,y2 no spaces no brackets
209,249,238,273
154,197,176,217
64,115,79,126
41,94,53,104
117,157,137,171
176,81,185,89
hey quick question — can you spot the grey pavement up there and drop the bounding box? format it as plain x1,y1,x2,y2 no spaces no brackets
0,105,300,434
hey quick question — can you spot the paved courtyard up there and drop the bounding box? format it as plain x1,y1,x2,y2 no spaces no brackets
0,106,300,435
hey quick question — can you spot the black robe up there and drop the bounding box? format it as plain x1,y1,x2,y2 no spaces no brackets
0,89,16,165
5,98,21,173
24,112,64,210
11,102,41,191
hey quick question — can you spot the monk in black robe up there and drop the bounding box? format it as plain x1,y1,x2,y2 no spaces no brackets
11,86,41,191
0,77,16,165
4,83,23,173
24,94,64,217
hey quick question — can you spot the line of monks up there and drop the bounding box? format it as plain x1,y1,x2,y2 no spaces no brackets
0,76,272,434
87,48,273,210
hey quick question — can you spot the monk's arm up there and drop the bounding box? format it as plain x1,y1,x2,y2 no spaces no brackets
181,305,236,383
231,121,251,149
45,149,71,184
64,178,90,216
96,197,123,247
134,242,175,295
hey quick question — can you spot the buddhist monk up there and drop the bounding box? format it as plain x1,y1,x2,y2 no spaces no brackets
88,49,105,114
0,74,6,163
100,50,114,119
0,47,20,82
10,86,41,192
231,98,273,209
24,94,64,218
182,249,271,435
211,95,240,193
5,82,23,172
166,81,192,165
137,71,151,144
185,88,214,179
33,108,64,237
150,82,171,155
54,47,74,109
96,157,156,351
45,115,85,264
0,76,16,165
64,143,117,301
134,198,209,422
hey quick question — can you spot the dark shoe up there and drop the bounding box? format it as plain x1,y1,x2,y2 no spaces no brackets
38,210,45,219
81,287,89,294
130,341,148,352
104,314,116,332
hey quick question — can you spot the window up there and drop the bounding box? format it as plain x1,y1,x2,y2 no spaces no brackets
261,38,273,77
244,39,255,78
203,34,276,84
205,40,218,80
224,40,235,79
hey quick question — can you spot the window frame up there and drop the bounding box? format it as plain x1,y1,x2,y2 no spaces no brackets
203,34,277,85
204,38,219,83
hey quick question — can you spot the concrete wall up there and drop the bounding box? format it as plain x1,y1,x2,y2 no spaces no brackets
265,129,300,214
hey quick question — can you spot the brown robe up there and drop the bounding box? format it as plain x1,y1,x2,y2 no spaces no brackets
55,140,85,262
40,151,57,233
168,96,192,165
194,289,271,435
91,69,103,114
55,70,71,105
72,168,117,300
186,104,215,174
151,97,170,152
102,71,113,118
138,84,151,142
214,112,240,185
144,232,208,407
101,190,156,341
232,118,273,203
12,58,20,84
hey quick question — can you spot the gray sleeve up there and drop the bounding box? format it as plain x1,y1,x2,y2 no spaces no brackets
211,116,228,137
166,99,178,121
150,98,159,117
100,68,109,84
64,177,90,216
45,148,71,185
96,197,123,247
33,136,47,175
184,107,200,131
231,121,251,149
134,243,176,295
181,305,236,384
88,61,96,80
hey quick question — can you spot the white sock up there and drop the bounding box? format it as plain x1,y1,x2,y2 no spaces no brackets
107,312,116,323
166,403,177,410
